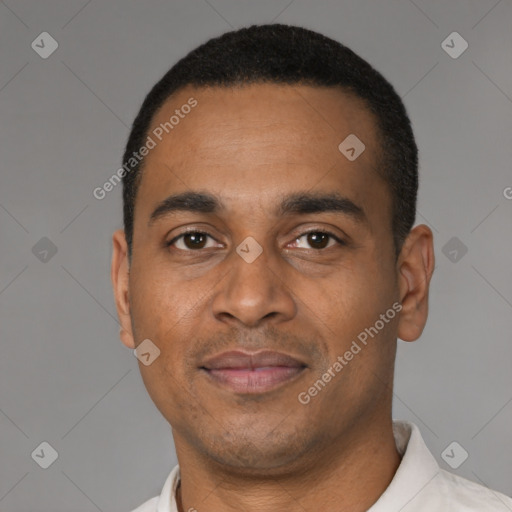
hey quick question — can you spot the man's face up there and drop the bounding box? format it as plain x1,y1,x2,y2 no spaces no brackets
119,84,403,472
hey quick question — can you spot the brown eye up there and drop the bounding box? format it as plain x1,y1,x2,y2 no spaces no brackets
183,232,208,249
167,231,217,251
306,232,330,249
293,231,344,250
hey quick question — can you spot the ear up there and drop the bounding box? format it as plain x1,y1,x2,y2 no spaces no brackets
396,224,435,342
111,229,135,349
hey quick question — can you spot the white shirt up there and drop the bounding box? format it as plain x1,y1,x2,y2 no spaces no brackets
130,420,512,511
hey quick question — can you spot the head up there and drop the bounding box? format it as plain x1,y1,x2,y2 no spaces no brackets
112,24,434,475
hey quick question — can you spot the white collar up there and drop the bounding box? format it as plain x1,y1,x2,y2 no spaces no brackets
366,420,440,511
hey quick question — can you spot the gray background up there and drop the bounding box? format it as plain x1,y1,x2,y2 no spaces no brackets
1,0,511,510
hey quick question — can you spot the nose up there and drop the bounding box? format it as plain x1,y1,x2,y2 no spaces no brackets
211,241,297,328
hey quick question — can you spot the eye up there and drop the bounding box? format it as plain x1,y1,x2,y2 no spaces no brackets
166,231,220,251
166,229,345,253
290,230,345,250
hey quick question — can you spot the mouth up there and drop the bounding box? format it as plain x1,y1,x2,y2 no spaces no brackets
200,350,308,394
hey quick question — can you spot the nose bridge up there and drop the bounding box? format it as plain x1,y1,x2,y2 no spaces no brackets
211,235,296,326
234,236,275,290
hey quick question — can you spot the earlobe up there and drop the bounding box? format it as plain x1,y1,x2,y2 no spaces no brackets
396,225,435,342
111,229,136,349
119,328,135,350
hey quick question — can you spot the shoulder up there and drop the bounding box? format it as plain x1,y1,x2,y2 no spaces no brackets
435,469,512,511
388,421,512,511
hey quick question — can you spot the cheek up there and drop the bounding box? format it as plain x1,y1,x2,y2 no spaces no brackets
129,265,187,334
129,268,202,376
138,358,201,431
309,265,390,337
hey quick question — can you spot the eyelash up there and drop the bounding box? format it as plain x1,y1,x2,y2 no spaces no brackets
165,229,346,252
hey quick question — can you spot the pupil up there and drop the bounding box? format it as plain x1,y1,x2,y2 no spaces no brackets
186,233,205,249
308,232,328,249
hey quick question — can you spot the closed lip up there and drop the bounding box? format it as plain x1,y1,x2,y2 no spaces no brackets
200,349,307,370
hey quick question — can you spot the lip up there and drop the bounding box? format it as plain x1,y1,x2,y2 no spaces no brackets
200,350,307,394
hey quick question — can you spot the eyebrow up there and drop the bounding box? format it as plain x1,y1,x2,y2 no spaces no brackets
148,191,368,226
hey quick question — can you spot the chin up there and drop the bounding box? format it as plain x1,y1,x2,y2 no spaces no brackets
197,425,317,475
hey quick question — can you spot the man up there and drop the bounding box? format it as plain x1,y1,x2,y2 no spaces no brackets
111,24,511,511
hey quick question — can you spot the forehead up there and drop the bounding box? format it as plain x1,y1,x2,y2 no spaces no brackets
135,83,389,226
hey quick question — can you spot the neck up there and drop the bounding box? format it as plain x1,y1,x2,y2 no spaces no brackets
174,416,401,512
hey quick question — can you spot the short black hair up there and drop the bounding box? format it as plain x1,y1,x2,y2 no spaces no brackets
122,23,417,260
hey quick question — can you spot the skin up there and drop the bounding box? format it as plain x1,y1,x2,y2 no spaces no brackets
111,83,434,512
